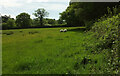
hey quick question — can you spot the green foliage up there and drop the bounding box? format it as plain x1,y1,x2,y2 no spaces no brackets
84,20,94,30
2,23,8,30
60,3,84,26
2,15,16,30
2,19,16,30
43,18,66,26
107,6,120,18
32,18,40,27
33,8,49,26
7,19,16,29
44,18,56,26
60,2,119,28
2,2,120,74
2,15,10,23
91,13,120,74
57,18,64,24
54,24,67,26
16,12,32,28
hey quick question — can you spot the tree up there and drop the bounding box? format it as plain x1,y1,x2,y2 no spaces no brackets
2,23,8,30
45,18,56,25
57,16,64,24
60,2,120,28
2,15,10,23
1,15,16,29
7,19,16,29
60,3,84,26
33,8,49,26
32,18,40,27
16,12,32,28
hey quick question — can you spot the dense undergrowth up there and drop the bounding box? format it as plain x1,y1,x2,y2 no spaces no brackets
90,13,120,74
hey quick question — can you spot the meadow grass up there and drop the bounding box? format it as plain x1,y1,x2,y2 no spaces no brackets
2,27,108,74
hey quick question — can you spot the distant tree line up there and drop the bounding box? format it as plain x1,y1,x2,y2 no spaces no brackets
1,8,66,30
2,15,16,29
1,2,120,30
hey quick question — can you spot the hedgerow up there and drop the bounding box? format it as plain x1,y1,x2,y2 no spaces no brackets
91,13,120,74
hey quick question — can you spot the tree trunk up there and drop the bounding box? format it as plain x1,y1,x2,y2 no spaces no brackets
40,16,43,26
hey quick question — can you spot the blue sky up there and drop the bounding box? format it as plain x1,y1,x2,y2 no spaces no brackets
0,0,70,20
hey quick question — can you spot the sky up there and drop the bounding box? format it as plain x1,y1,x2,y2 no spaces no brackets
0,0,70,20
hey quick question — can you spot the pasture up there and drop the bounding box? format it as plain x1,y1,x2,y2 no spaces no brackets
2,27,108,74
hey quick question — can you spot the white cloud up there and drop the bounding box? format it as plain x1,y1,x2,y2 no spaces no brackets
27,0,69,3
0,0,70,7
27,0,49,3
33,3,68,11
0,0,22,7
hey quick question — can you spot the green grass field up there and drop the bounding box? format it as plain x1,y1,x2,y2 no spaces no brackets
2,27,109,74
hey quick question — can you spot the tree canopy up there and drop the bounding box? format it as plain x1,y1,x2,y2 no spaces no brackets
16,12,32,28
33,8,49,26
60,2,120,29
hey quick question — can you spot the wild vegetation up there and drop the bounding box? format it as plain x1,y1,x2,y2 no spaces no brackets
60,2,120,29
1,1,120,74
90,13,120,74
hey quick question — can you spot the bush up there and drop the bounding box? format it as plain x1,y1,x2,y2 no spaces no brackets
54,24,67,26
2,23,8,30
2,19,16,30
7,19,16,29
84,20,94,30
91,13,120,74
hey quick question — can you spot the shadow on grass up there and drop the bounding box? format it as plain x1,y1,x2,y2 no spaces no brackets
68,28,86,33
35,40,43,43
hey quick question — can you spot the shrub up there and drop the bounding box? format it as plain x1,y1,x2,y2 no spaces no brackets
7,19,16,29
91,13,120,74
2,23,8,30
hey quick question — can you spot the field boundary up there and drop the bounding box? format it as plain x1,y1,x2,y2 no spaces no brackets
1,26,86,30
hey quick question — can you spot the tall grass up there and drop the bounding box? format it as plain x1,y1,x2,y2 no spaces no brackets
2,27,109,74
